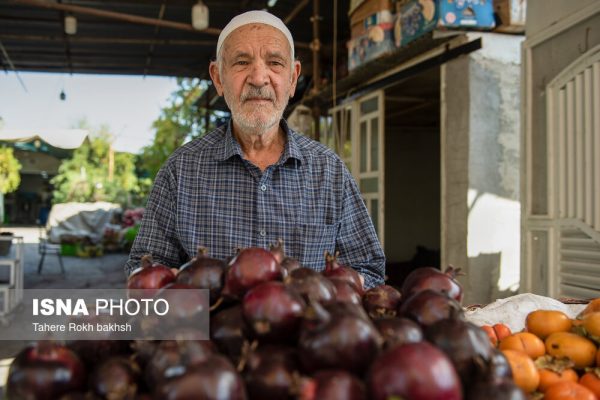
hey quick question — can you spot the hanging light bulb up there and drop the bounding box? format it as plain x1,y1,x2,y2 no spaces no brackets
64,14,77,35
191,0,209,30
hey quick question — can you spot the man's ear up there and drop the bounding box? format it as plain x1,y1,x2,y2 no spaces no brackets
209,61,224,96
289,60,302,98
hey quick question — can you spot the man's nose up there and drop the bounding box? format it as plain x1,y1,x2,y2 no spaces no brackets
246,61,269,86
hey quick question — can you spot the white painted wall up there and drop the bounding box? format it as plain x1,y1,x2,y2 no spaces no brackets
442,33,524,305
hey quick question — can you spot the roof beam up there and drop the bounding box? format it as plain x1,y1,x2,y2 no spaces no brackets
284,0,310,24
0,34,216,46
9,0,222,35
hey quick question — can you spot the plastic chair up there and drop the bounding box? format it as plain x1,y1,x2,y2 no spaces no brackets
38,226,65,274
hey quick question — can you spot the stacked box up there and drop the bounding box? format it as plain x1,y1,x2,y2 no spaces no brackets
350,0,392,38
437,0,495,29
394,0,495,48
348,22,395,71
394,0,439,47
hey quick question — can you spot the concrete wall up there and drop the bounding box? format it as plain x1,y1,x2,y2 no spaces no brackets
442,33,523,305
384,127,440,262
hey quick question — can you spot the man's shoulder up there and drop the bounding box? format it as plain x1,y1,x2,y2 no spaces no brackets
169,125,227,161
290,130,342,164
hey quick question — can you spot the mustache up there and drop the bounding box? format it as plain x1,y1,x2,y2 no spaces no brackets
240,87,275,103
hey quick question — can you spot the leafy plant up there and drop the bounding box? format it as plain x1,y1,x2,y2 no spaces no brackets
51,123,141,206
0,146,21,195
137,78,226,180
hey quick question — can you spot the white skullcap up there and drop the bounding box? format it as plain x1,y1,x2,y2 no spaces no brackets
216,10,295,60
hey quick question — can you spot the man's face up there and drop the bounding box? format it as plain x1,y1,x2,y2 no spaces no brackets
210,24,301,134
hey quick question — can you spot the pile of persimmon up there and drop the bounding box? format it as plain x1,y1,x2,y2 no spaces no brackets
482,299,600,399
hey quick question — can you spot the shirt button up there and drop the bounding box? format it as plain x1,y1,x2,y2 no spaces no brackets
260,184,267,191
259,230,266,237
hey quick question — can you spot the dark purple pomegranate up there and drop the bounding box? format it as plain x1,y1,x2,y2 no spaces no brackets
175,247,226,305
222,247,283,299
242,281,306,343
425,316,494,387
145,340,216,386
127,255,175,299
243,345,300,400
270,239,302,274
7,341,86,400
330,279,362,305
285,268,337,305
362,284,402,318
90,357,140,400
466,380,526,400
299,302,383,375
299,370,366,400
154,283,209,334
398,289,464,327
154,354,247,400
401,266,463,303
373,317,423,349
322,252,364,295
367,341,463,400
210,304,250,363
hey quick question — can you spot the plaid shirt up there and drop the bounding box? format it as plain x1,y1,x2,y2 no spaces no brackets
125,120,385,289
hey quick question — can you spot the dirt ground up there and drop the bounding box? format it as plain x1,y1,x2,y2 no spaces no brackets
0,226,129,395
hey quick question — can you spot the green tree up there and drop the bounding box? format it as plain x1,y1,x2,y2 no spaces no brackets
138,78,224,179
0,146,21,195
51,123,140,206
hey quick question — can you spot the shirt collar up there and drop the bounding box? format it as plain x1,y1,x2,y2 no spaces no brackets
214,119,305,165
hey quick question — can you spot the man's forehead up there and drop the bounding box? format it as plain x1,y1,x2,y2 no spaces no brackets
222,24,291,55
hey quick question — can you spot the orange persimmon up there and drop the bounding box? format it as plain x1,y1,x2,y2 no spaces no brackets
580,298,600,317
538,368,579,392
493,323,512,341
544,380,598,400
546,332,597,369
482,325,498,347
499,332,546,359
582,312,600,337
526,310,573,339
502,349,540,393
580,371,600,398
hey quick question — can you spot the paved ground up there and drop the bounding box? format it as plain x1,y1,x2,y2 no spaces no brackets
0,226,129,395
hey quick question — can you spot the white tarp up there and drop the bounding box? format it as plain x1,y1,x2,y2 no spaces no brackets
465,293,587,332
47,202,121,243
0,129,88,149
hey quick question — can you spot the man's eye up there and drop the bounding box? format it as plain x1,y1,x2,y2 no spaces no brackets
234,61,248,66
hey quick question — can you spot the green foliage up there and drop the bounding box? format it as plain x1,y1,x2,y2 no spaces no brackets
51,124,141,206
0,146,21,195
138,78,224,180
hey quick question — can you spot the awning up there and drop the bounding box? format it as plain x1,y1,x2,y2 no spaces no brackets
0,129,89,149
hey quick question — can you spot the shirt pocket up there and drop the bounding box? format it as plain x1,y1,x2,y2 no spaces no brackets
292,223,337,271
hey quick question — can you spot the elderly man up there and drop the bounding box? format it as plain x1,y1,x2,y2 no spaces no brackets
124,10,385,288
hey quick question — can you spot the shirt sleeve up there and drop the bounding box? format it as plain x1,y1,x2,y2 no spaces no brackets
335,169,386,289
124,161,187,276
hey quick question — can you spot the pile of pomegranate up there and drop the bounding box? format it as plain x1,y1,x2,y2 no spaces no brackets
6,242,526,399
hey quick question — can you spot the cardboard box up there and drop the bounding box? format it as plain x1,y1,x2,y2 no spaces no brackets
394,0,439,47
348,22,395,71
437,0,495,29
353,9,394,38
493,0,525,33
394,0,495,48
350,0,392,27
